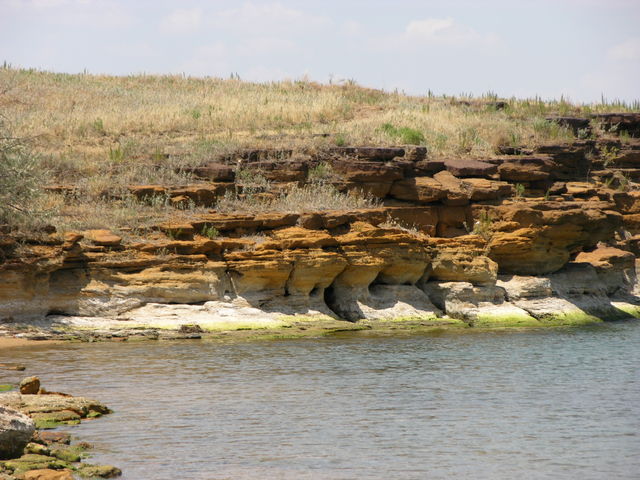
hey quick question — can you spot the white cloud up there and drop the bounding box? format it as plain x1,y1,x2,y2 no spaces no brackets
236,37,298,55
3,0,71,8
179,43,231,77
209,2,330,34
3,0,133,28
342,20,363,37
405,17,500,47
608,37,640,61
160,8,203,34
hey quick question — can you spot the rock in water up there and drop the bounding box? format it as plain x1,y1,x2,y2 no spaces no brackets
0,405,36,459
19,377,41,395
23,469,74,480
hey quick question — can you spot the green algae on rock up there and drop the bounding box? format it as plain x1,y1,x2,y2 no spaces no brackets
75,464,122,478
0,379,120,479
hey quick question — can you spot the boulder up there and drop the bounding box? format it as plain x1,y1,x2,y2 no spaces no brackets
331,159,404,183
0,392,110,419
128,184,166,200
169,184,233,207
76,464,122,478
433,171,470,205
574,246,636,295
443,158,497,178
404,146,428,162
23,469,74,480
535,142,592,180
389,177,446,203
462,178,513,201
225,250,293,297
413,160,445,175
191,163,235,182
61,232,83,251
565,182,597,197
19,377,40,395
84,230,121,247
0,405,36,459
31,432,71,446
497,156,556,182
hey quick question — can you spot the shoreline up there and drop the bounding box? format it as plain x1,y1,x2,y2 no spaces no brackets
1,312,637,347
0,337,64,349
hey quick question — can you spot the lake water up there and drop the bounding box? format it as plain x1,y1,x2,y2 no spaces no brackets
1,323,640,480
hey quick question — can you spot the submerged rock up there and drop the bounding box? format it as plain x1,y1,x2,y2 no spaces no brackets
32,432,71,446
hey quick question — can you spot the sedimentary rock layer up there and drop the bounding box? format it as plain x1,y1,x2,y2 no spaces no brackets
4,131,640,332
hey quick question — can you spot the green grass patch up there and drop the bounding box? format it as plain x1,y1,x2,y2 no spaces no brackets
380,123,425,145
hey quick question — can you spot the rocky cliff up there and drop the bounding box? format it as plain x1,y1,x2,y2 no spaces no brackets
2,114,640,338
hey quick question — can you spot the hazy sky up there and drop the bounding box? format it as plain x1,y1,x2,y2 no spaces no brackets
1,0,639,103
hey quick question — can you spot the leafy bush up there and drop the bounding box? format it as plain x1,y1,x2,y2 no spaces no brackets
308,162,334,184
380,123,425,145
0,118,48,227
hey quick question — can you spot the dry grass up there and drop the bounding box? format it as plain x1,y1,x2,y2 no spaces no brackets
1,66,638,234
3,66,638,170
46,192,210,236
216,182,380,214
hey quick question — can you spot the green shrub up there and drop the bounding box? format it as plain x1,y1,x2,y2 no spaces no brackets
514,183,526,199
308,162,334,184
380,123,425,145
334,133,347,146
0,119,49,228
202,224,219,239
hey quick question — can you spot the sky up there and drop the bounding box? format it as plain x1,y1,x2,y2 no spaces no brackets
1,0,639,103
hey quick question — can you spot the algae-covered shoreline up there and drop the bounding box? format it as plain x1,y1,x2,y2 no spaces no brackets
1,307,638,347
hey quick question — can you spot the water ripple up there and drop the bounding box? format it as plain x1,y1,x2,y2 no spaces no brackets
1,323,639,479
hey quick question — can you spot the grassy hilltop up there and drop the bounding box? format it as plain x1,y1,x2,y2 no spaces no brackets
0,66,638,234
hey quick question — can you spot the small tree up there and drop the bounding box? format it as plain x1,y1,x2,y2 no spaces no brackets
0,117,45,227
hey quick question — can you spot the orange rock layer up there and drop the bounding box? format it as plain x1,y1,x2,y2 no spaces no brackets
3,136,640,326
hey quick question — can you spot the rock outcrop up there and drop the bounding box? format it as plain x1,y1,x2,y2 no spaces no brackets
0,381,118,479
3,122,640,334
0,406,35,459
